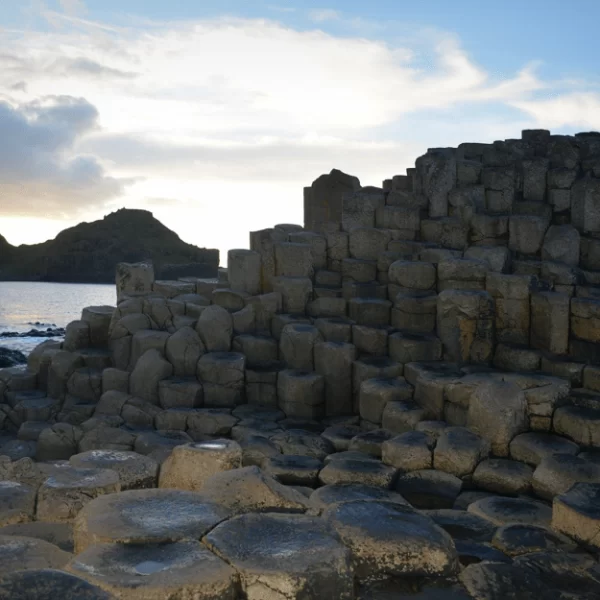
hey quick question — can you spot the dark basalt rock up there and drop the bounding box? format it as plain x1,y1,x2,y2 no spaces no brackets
0,209,218,283
0,347,27,367
0,569,115,600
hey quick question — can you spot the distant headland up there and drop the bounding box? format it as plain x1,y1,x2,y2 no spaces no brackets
0,208,219,283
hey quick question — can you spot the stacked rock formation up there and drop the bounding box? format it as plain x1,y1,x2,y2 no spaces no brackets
1,129,600,598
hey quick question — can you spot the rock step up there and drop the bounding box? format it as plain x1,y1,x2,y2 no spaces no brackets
553,404,600,447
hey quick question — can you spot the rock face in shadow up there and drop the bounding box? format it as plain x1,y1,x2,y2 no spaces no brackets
0,209,218,283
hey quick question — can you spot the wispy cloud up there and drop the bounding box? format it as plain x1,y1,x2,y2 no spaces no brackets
58,0,87,17
309,9,341,23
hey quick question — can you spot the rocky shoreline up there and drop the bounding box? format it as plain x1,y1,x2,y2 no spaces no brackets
0,327,65,339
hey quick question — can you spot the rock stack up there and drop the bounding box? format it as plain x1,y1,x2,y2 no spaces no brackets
1,129,600,598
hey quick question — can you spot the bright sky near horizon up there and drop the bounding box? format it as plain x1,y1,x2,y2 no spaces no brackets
0,0,599,264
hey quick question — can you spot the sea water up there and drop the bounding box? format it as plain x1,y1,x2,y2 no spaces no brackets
0,281,115,354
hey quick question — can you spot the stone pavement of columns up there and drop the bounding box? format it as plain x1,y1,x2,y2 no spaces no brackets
2,129,600,598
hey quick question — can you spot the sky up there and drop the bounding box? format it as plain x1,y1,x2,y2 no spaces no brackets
0,1,599,265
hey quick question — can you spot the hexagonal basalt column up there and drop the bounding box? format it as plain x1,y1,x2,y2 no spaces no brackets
205,512,354,600
158,439,242,491
68,540,237,600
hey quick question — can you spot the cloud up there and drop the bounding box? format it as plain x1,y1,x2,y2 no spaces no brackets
309,9,341,22
59,0,86,16
511,92,600,130
51,57,138,79
0,10,596,259
0,96,125,217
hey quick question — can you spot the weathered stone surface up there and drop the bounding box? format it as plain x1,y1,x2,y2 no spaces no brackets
289,231,327,273
459,561,559,600
0,569,114,600
509,431,579,466
382,431,433,471
468,496,551,527
509,215,549,255
324,500,459,579
69,450,158,490
552,482,600,549
492,523,577,557
0,534,72,575
0,481,36,525
388,260,436,290
277,370,325,420
68,540,237,600
437,290,494,364
467,381,528,457
197,352,246,408
318,457,397,488
342,187,385,232
73,488,230,552
571,176,600,234
309,483,408,511
195,305,233,352
164,327,205,377
424,508,496,543
553,404,600,447
280,323,323,371
434,427,490,479
206,512,353,600
359,377,413,425
381,400,426,433
532,453,600,500
472,458,533,495
392,292,437,333
530,292,570,355
79,426,136,453
129,349,173,404
227,249,261,295
416,149,457,218
272,276,313,314
542,224,580,266
0,521,73,552
158,439,242,491
315,342,356,417
262,454,321,487
305,169,361,232
36,424,83,461
37,467,121,522
199,465,309,514
274,242,314,278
